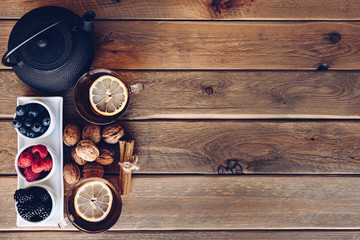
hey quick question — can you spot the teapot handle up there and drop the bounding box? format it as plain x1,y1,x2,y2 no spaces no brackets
1,18,72,67
2,11,95,67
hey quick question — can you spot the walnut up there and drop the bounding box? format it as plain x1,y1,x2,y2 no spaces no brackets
63,124,81,147
75,140,99,162
102,123,124,144
71,147,87,166
63,163,80,184
82,124,101,144
95,146,115,165
82,162,104,178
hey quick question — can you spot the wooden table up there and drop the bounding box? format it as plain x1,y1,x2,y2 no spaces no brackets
1,0,360,239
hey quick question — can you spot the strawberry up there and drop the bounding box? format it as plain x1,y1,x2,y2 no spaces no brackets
31,145,48,159
18,152,33,168
24,167,40,182
31,156,43,174
41,156,52,172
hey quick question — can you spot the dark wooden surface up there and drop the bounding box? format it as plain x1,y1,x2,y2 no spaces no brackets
2,21,360,70
3,175,360,231
1,0,360,20
3,70,360,120
1,0,360,239
4,120,360,175
2,231,360,240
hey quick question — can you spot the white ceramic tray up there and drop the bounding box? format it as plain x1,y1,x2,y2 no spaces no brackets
16,96,64,227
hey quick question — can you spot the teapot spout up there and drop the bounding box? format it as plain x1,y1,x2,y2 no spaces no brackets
80,11,95,33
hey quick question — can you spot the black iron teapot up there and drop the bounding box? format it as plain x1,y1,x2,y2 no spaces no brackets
2,6,95,92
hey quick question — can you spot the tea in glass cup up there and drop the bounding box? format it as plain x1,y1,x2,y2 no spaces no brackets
59,178,122,233
74,69,143,125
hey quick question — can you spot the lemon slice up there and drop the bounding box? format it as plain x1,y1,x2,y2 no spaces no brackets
89,75,128,116
74,180,113,222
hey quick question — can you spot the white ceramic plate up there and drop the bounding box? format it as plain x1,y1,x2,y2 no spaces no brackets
16,96,64,227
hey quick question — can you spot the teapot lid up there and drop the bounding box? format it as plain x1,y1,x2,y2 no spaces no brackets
5,6,95,92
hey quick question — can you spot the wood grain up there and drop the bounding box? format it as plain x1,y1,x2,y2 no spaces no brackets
2,21,360,70
4,175,360,230
3,70,360,119
4,120,360,174
1,0,360,20
1,230,360,240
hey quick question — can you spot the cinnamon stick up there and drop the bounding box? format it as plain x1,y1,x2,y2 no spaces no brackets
124,140,135,163
119,141,126,163
118,141,126,194
122,141,134,195
119,140,135,195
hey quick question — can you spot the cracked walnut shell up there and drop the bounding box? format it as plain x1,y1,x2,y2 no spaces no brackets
95,146,115,165
71,147,87,165
63,163,80,184
75,140,99,162
82,162,104,178
102,123,124,144
82,124,101,144
63,124,81,147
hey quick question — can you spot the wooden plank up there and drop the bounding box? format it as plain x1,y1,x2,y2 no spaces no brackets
2,21,360,70
1,0,360,20
3,70,360,119
1,230,360,240
4,120,360,174
3,175,360,230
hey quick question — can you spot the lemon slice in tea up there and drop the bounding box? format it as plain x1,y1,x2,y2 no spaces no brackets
89,75,128,116
74,180,113,222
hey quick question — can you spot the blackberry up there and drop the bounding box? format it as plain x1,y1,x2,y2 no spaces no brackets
16,203,27,215
32,202,45,216
38,192,50,202
32,202,52,221
32,187,49,202
15,187,52,222
16,203,35,221
38,207,51,220
14,189,34,204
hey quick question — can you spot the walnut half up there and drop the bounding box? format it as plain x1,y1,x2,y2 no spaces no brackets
75,140,99,162
63,163,80,184
71,147,87,166
82,124,101,144
102,123,125,144
63,124,81,147
95,146,115,165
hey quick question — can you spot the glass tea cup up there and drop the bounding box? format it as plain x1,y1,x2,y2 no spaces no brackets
73,69,143,125
58,178,122,233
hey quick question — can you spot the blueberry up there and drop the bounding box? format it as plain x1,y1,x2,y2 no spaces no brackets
28,110,40,119
25,128,38,138
40,125,47,133
19,127,27,135
31,122,42,133
42,116,50,127
12,117,23,128
37,105,47,114
27,131,37,138
15,105,26,117
24,104,31,112
25,128,32,136
24,118,32,127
